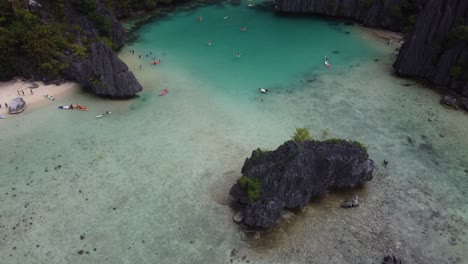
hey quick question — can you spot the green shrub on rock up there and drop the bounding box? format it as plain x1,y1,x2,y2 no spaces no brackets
292,128,313,142
239,176,261,203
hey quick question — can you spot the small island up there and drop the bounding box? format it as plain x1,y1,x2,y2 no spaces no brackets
230,128,374,229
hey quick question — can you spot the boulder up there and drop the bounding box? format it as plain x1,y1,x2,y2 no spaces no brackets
8,97,26,114
70,42,143,98
230,140,374,228
341,194,359,208
233,212,244,223
440,95,457,108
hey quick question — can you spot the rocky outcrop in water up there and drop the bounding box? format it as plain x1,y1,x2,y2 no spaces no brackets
8,97,26,114
230,140,374,229
70,42,142,97
393,0,468,97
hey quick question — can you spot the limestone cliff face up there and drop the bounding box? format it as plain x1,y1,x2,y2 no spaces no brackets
60,0,142,97
274,0,413,31
71,42,143,97
393,0,468,96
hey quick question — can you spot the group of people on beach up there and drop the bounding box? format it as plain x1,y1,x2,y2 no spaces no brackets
17,89,33,96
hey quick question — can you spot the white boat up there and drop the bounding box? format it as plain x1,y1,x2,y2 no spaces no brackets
58,105,71,109
43,94,55,101
96,111,112,118
0,116,6,119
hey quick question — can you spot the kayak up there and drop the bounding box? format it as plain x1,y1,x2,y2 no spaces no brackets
74,104,88,111
43,94,55,100
96,112,112,118
159,90,169,96
58,105,71,109
0,116,6,119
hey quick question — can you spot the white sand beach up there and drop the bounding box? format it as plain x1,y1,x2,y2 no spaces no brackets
0,80,79,116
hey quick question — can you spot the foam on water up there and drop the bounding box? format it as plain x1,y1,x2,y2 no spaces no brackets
0,1,467,263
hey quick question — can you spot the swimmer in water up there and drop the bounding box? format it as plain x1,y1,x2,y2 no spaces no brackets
325,56,329,61
208,40,212,46
223,16,228,19
198,16,203,22
241,27,246,31
236,53,241,59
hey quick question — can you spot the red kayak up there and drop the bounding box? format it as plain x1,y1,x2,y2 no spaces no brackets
159,89,169,96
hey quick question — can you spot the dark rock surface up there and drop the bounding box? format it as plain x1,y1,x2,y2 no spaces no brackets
8,97,26,114
393,0,468,95
230,140,374,228
382,255,403,264
461,98,468,111
69,42,142,97
274,0,417,31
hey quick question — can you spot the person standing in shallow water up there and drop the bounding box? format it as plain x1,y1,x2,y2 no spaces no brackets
236,53,241,58
208,40,212,46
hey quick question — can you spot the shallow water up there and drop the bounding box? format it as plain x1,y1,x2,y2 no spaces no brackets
1,1,467,264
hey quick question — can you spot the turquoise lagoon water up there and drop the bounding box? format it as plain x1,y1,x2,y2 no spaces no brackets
1,1,467,264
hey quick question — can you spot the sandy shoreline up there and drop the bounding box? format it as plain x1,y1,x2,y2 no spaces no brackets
0,80,79,116
361,27,404,49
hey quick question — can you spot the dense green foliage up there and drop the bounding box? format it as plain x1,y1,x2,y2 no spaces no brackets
0,1,79,80
0,0,123,80
444,19,468,48
443,19,468,83
390,0,420,35
239,176,261,203
292,128,313,142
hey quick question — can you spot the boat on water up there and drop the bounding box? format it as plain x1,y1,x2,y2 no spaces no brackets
96,111,111,118
58,105,71,110
159,89,169,96
43,94,55,100
73,104,88,111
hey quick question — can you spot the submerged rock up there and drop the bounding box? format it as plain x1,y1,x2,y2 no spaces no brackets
440,95,457,108
382,255,403,264
341,194,359,208
8,97,26,114
230,140,374,229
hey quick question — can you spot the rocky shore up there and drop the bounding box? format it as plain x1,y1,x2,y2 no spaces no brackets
275,0,468,108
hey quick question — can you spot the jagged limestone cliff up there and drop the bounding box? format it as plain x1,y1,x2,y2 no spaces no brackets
274,0,419,32
0,0,142,97
393,0,468,96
